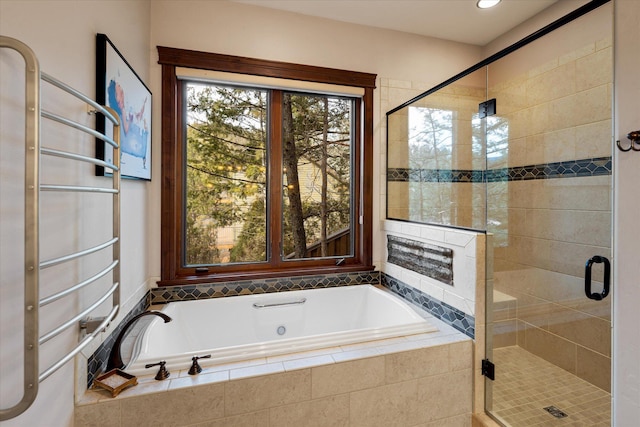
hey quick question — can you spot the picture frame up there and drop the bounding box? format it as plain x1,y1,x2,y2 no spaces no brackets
95,33,152,180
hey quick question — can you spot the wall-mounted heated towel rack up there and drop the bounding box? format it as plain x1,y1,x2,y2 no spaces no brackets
0,35,121,421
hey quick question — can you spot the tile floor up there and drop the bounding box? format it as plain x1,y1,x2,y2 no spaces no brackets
489,346,610,427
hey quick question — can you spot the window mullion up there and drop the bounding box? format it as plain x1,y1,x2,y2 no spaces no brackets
269,90,284,268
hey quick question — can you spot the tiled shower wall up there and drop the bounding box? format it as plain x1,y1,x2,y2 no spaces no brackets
489,37,612,392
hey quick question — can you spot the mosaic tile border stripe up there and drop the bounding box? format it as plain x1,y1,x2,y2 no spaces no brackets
388,156,612,183
387,168,484,183
488,156,612,182
381,273,475,339
150,271,380,304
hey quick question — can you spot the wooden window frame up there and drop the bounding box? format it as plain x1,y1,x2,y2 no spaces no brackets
157,46,376,285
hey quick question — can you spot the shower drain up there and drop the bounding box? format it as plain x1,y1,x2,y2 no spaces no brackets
543,406,568,419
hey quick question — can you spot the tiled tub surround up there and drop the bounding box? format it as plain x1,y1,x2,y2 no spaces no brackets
81,225,479,424
380,220,487,416
76,299,473,426
86,271,379,387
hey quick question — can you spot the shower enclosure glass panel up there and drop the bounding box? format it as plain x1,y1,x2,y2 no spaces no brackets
485,8,612,426
386,70,487,230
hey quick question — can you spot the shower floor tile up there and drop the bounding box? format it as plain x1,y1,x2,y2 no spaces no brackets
490,346,610,427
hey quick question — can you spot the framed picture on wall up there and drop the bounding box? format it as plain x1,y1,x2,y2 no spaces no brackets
95,33,152,180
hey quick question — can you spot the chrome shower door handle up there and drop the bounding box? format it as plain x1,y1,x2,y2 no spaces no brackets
584,255,611,301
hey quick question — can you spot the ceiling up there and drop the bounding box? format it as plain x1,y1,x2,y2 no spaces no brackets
231,0,560,46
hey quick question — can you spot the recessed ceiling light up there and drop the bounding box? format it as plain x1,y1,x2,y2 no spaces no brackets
477,0,501,9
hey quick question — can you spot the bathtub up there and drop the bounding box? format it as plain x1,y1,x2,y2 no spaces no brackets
126,284,437,375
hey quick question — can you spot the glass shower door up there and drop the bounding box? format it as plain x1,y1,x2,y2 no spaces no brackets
485,8,613,426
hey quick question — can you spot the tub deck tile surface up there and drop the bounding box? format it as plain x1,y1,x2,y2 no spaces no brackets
78,312,468,405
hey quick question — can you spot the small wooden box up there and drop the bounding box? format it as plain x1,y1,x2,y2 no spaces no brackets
93,369,137,397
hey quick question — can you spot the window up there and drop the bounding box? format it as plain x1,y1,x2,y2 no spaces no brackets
158,47,376,285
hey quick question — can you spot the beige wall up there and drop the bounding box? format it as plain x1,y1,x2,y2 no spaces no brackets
147,0,484,278
483,0,593,58
0,1,151,426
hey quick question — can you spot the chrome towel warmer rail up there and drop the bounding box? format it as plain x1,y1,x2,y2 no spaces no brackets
0,35,121,421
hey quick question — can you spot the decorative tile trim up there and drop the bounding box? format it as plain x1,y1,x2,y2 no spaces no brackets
387,235,453,286
487,156,612,182
150,271,380,304
381,273,475,339
387,156,612,183
387,168,484,183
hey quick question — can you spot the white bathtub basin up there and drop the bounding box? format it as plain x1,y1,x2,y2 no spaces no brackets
126,284,437,374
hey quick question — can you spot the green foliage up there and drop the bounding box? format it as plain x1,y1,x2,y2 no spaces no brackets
229,198,267,262
185,84,267,265
281,94,352,257
185,82,353,265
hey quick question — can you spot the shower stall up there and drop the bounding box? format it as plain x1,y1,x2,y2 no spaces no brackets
386,1,612,425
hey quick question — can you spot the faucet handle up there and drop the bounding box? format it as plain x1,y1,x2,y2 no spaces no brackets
145,360,170,380
188,354,212,375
